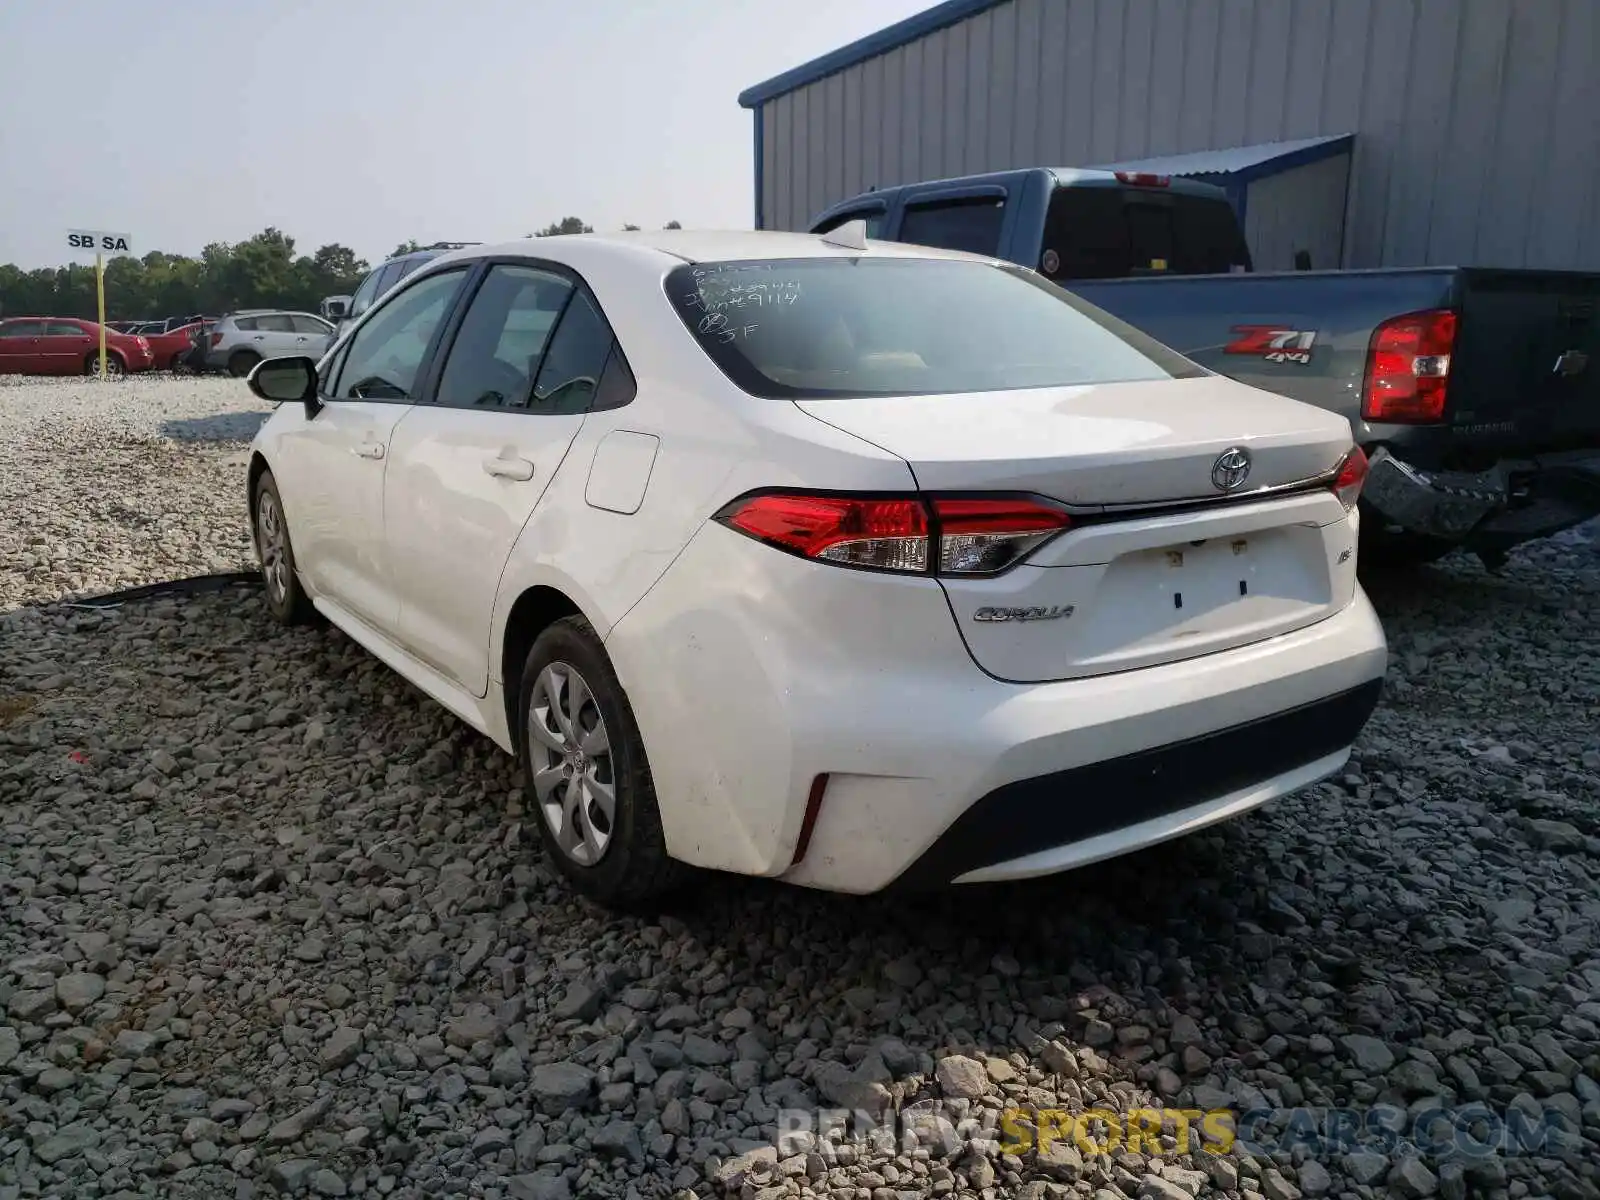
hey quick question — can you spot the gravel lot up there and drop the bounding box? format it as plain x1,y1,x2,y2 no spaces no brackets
2,376,1598,1200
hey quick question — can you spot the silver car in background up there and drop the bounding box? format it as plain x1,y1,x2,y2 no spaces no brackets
206,310,337,377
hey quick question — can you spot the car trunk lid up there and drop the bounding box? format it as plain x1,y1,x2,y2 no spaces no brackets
795,374,1352,504
796,376,1361,682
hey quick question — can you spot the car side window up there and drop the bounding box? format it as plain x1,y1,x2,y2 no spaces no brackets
348,267,384,318
0,321,43,338
46,321,85,336
256,314,295,333
333,268,466,401
234,317,258,332
898,196,1006,256
319,343,351,398
290,314,331,335
530,289,616,414
434,264,575,410
371,262,404,301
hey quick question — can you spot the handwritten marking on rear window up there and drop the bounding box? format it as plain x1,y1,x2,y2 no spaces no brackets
684,284,799,316
696,311,760,342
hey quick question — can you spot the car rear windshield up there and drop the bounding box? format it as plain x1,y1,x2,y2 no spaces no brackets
664,257,1206,400
1042,185,1252,280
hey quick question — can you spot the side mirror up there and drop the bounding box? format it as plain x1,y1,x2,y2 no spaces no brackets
324,298,349,319
247,356,320,415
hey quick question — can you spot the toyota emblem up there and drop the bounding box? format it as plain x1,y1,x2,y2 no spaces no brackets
1211,446,1252,492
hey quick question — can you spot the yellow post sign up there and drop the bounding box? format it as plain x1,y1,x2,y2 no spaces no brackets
96,253,107,378
66,230,134,380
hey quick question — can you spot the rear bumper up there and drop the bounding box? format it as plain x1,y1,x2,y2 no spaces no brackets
608,520,1390,895
1363,445,1600,550
885,678,1381,891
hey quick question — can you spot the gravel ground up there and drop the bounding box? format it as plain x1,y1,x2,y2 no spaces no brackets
2,376,1598,1200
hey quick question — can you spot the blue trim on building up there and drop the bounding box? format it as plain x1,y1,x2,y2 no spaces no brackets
1227,134,1355,185
753,108,765,229
738,0,1004,108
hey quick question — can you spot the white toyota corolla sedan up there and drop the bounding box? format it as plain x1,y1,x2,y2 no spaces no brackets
244,225,1387,909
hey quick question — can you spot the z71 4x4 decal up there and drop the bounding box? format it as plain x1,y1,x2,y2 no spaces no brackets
1224,325,1318,364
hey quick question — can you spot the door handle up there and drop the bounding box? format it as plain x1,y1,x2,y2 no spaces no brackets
483,455,534,481
352,441,385,460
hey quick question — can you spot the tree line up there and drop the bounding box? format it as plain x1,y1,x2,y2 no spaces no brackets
0,219,685,322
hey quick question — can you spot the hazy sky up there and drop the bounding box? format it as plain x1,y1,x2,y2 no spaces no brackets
0,0,929,270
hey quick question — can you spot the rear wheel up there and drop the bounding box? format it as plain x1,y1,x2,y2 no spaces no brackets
228,350,260,378
84,352,125,377
253,471,315,625
517,616,688,910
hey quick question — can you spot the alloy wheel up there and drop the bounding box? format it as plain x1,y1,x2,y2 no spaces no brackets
528,662,616,867
257,491,289,604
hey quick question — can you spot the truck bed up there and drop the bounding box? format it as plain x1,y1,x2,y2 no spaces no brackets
1066,265,1600,560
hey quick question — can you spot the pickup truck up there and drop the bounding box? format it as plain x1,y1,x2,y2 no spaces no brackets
810,168,1600,570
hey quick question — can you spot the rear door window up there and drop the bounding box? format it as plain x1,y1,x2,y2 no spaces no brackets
531,289,617,414
897,196,1006,256
434,264,573,410
255,314,295,333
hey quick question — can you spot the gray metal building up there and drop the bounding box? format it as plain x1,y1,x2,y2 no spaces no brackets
739,0,1600,271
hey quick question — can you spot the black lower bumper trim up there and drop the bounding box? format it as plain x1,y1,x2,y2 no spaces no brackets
885,677,1384,893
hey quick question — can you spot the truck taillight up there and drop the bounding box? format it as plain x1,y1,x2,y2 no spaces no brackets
1115,171,1170,187
1361,309,1455,423
713,493,1072,577
1331,446,1368,511
210,331,224,348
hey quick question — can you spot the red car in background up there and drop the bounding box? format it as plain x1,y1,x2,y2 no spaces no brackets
0,317,156,376
142,321,210,370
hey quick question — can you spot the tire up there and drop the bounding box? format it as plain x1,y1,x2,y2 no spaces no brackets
228,350,260,378
252,471,316,625
84,352,125,377
517,616,689,910
1358,519,1457,570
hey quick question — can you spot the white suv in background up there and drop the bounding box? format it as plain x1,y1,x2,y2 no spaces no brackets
207,310,336,377
244,227,1387,909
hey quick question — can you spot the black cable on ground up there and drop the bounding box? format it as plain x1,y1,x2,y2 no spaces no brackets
59,571,261,610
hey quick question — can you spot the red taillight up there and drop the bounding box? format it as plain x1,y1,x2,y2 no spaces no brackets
713,492,1071,576
210,331,224,348
1361,309,1455,423
1115,171,1170,187
930,498,1073,574
1331,446,1368,511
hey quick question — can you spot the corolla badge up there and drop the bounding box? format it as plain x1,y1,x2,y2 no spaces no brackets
1211,446,1252,492
973,605,1074,623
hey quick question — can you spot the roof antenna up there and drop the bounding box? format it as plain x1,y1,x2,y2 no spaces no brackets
820,218,869,252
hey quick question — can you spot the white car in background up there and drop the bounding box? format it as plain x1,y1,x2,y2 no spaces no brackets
244,226,1387,909
208,309,337,377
